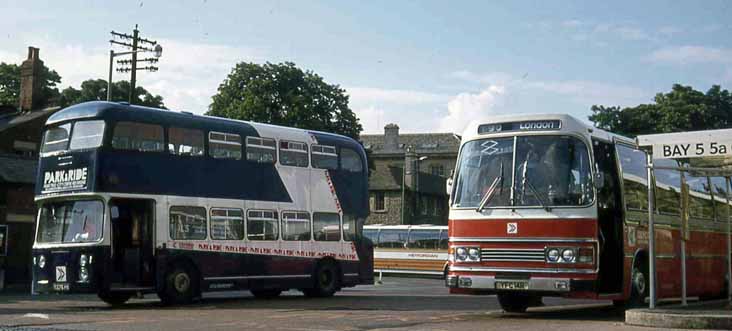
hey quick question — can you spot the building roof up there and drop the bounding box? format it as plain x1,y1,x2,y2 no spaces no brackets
0,154,37,184
360,132,461,156
0,106,60,132
368,163,446,195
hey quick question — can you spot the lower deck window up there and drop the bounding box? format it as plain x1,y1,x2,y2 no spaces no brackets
247,210,279,240
170,206,207,240
210,208,244,240
314,213,340,241
282,211,311,241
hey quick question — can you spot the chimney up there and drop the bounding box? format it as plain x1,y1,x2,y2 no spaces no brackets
19,47,43,111
384,123,400,151
404,145,417,190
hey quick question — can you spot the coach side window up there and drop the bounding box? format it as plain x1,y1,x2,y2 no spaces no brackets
312,145,338,170
246,137,276,163
341,148,363,172
247,210,278,240
210,208,244,240
687,175,714,220
377,229,408,248
111,122,164,152
280,141,309,167
282,211,311,241
654,158,680,216
169,206,207,240
711,177,730,222
438,230,449,250
617,144,649,211
407,229,440,249
169,127,204,156
314,212,340,241
209,132,242,160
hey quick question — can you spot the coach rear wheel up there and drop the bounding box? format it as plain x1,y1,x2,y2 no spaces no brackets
98,290,131,306
251,289,283,299
303,260,339,298
159,264,199,305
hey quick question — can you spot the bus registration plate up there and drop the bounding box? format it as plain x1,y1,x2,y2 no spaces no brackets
53,283,70,291
495,281,528,290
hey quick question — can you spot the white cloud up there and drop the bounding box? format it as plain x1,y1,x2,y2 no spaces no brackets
439,85,505,133
346,87,446,106
647,46,732,65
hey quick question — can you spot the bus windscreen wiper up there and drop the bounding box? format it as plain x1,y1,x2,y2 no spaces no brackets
518,158,551,211
476,163,504,212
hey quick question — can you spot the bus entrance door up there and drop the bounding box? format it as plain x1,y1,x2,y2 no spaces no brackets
109,199,155,288
592,140,624,294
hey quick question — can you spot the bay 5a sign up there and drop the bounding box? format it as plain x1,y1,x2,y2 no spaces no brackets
637,129,732,159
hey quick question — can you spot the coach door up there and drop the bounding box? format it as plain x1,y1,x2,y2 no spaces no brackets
593,139,624,293
109,199,155,288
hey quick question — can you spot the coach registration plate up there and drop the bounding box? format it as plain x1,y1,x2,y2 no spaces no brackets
495,281,528,290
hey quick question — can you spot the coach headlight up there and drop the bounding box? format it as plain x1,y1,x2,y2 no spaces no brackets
561,248,576,263
468,247,480,262
38,255,47,269
546,248,560,262
456,247,468,261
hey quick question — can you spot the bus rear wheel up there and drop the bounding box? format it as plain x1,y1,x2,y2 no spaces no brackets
497,293,538,313
251,289,282,299
159,264,198,305
303,260,339,298
98,291,131,306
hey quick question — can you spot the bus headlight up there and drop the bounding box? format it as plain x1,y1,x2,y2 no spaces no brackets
79,267,89,283
546,248,560,262
80,254,88,267
456,247,468,261
38,255,46,269
468,247,480,261
561,249,576,263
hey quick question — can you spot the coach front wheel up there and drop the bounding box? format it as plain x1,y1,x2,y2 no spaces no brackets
627,264,649,308
497,294,540,313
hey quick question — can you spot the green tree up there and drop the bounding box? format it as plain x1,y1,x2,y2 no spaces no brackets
0,62,61,108
58,79,165,108
589,84,732,137
208,62,363,140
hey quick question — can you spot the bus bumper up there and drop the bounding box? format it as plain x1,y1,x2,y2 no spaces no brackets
446,274,595,294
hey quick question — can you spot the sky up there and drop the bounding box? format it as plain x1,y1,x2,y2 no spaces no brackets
1,1,731,135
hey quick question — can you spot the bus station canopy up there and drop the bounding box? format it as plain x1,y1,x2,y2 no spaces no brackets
637,128,732,176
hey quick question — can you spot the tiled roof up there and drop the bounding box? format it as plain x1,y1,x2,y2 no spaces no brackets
360,132,461,156
368,164,447,195
0,107,60,132
0,154,37,184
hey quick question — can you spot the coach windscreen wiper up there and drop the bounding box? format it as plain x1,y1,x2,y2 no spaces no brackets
476,163,504,212
517,158,551,211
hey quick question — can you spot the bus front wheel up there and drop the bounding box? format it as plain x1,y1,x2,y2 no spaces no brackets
303,260,339,298
159,264,198,305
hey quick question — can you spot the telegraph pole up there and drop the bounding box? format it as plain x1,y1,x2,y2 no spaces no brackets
109,25,161,103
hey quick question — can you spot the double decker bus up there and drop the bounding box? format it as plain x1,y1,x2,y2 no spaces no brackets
445,114,730,312
31,101,373,305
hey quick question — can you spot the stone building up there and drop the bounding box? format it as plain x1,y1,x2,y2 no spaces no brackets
360,124,460,225
0,47,60,289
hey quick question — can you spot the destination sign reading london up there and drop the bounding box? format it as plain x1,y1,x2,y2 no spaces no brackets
42,167,89,193
638,129,732,160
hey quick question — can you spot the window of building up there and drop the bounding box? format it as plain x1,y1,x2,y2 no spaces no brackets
407,229,440,249
314,212,340,241
169,206,207,240
111,122,164,152
343,214,357,241
340,148,363,172
246,137,276,163
69,120,105,150
377,229,408,248
617,144,649,211
210,208,244,240
209,132,242,160
281,211,311,241
312,144,338,170
41,123,71,153
247,210,278,240
280,140,309,167
169,127,204,156
430,164,445,177
373,192,386,212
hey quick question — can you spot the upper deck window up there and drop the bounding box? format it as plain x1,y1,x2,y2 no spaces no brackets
311,144,338,170
280,141,309,167
209,132,242,160
246,137,276,163
111,122,164,152
169,127,204,156
41,123,71,153
341,148,363,172
69,120,105,150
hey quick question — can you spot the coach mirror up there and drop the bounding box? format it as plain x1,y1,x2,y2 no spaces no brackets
446,169,454,195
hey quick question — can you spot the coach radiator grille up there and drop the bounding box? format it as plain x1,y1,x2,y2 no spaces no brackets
480,248,545,262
